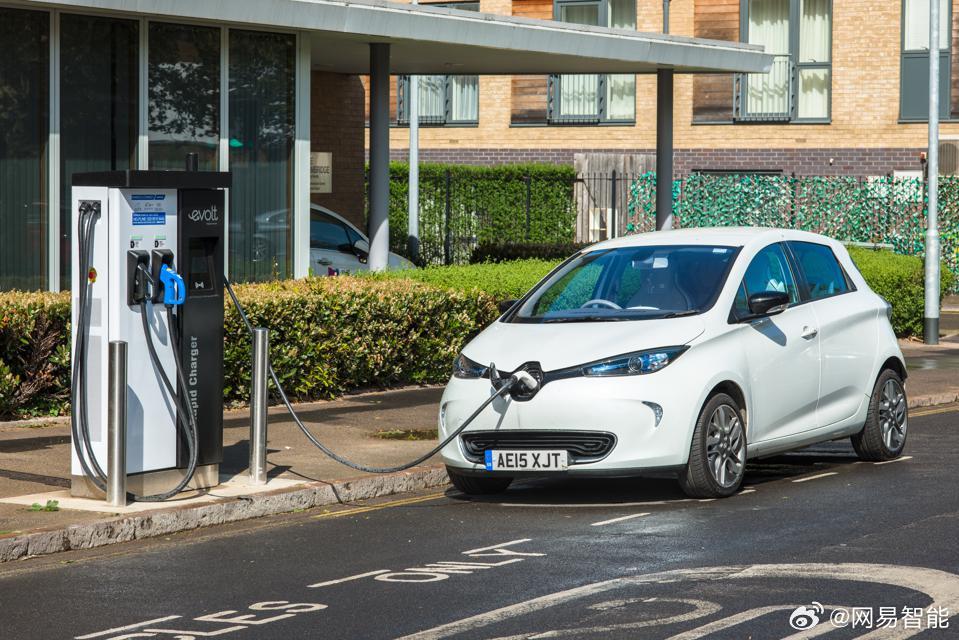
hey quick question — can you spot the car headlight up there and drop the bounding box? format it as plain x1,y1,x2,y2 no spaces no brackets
453,353,488,379
581,346,688,377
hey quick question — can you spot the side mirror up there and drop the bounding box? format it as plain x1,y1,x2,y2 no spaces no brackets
352,239,370,259
498,299,517,314
747,291,790,317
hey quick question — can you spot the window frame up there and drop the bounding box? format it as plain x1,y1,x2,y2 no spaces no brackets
899,0,954,122
548,0,636,126
396,1,479,127
734,0,833,125
784,240,856,303
728,241,802,323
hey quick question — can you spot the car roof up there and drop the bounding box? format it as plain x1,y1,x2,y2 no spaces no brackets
585,227,840,252
310,203,367,240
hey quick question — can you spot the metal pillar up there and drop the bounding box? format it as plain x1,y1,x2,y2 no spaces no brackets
106,341,128,507
249,328,269,485
369,43,391,272
925,0,942,345
655,70,674,231
408,0,421,263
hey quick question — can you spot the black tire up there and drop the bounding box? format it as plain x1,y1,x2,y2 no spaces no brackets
678,393,747,499
446,466,513,495
852,369,908,461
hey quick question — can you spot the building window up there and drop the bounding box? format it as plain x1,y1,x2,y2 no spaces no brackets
900,0,952,121
549,0,636,124
0,8,48,292
228,29,296,283
60,14,140,288
148,23,221,170
398,2,479,126
735,0,831,122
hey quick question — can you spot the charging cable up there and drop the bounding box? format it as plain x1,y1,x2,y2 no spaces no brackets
223,276,538,474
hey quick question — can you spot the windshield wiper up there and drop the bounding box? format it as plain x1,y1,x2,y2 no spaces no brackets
542,315,626,323
662,309,701,318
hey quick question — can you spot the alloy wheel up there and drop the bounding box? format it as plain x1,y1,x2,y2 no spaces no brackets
706,404,746,488
879,378,907,451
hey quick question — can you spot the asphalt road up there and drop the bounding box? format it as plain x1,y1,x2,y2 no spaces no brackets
2,407,958,640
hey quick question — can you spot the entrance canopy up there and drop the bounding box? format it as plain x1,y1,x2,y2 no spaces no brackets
29,0,771,75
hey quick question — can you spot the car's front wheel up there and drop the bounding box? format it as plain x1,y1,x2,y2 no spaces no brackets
446,466,512,495
678,393,747,498
852,369,907,461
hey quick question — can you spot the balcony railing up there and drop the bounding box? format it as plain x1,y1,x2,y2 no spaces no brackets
734,54,794,122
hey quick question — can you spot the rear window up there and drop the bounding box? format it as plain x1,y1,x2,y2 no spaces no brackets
787,241,852,300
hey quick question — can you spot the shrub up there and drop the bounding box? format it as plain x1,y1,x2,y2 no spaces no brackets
470,242,587,264
368,260,557,302
0,291,71,419
847,247,955,338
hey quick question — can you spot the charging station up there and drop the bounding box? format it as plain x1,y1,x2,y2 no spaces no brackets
70,170,229,499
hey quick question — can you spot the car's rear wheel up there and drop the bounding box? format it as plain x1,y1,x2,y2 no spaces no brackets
446,466,513,495
852,369,907,461
678,393,747,498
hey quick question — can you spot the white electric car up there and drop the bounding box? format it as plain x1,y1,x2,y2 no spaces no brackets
439,228,908,498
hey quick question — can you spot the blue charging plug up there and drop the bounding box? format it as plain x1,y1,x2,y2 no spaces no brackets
158,264,187,306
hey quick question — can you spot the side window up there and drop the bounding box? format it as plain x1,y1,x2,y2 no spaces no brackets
788,241,851,300
741,243,800,304
310,212,351,251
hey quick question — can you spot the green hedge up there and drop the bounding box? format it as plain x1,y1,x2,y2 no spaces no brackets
368,259,557,302
847,247,955,337
383,162,577,265
0,278,497,421
470,242,587,264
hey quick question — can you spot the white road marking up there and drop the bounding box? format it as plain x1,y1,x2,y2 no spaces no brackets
738,489,756,495
461,539,533,555
394,563,959,640
75,616,181,639
792,472,839,483
591,512,650,527
875,455,914,466
308,569,390,588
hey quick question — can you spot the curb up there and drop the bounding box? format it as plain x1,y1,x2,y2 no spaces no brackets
0,465,449,563
908,391,959,408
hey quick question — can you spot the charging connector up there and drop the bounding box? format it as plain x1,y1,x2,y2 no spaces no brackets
151,249,174,303
127,251,151,305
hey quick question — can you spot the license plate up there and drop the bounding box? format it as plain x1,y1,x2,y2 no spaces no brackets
484,449,568,471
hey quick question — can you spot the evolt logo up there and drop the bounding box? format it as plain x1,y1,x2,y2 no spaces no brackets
188,205,219,223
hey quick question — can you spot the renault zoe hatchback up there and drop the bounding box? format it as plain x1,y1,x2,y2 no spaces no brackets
439,228,908,498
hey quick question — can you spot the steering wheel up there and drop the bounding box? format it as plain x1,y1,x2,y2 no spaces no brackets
580,299,622,310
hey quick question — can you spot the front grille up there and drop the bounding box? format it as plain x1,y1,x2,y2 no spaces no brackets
460,430,616,465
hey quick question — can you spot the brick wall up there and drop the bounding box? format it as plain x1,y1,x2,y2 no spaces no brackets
311,72,366,228
384,146,925,176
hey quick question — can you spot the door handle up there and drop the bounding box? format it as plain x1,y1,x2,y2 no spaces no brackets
801,326,819,340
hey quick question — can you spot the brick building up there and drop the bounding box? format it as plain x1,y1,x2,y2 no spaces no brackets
375,0,958,176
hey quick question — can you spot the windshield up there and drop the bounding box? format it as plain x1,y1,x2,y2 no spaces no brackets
509,245,739,323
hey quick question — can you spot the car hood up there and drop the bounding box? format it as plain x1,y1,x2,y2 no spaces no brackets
462,316,706,372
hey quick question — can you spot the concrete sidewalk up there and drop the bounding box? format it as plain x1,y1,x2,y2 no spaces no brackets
2,336,959,563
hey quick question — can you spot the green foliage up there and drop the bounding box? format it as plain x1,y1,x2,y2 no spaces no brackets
29,500,59,512
0,291,72,419
848,247,955,338
470,242,587,264
220,276,498,402
381,162,577,265
626,172,959,291
367,260,557,302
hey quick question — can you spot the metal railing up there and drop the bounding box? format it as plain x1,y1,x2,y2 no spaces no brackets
734,54,794,122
